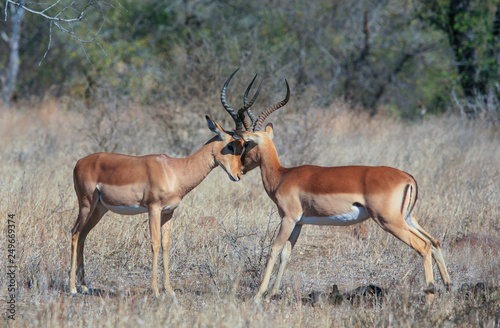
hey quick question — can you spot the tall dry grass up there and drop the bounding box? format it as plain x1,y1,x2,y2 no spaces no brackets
0,97,499,327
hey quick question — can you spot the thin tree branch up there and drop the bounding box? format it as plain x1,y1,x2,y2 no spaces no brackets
3,0,108,67
42,0,64,15
38,20,53,66
5,0,87,22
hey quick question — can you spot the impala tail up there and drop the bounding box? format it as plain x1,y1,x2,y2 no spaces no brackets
403,178,440,248
402,178,418,224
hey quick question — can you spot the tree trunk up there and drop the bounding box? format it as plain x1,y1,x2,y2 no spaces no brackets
480,2,500,96
2,3,25,108
447,0,481,102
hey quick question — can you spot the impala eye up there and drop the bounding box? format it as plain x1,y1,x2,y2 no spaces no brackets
227,144,235,152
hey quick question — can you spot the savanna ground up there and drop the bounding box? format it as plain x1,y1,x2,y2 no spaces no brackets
0,96,499,327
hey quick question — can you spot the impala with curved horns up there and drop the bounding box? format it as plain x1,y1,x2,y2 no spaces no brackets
224,71,451,304
69,69,261,297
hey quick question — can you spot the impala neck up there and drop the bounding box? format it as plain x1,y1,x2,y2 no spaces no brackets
174,138,219,198
258,141,285,197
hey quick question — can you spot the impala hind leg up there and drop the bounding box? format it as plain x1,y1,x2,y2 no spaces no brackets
408,227,436,304
270,225,302,297
77,202,108,294
431,246,450,290
70,214,88,295
254,217,297,302
161,211,175,298
410,216,451,289
148,207,162,297
380,219,436,304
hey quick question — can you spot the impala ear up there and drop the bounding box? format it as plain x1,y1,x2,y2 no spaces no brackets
235,130,260,144
265,123,274,140
206,115,226,140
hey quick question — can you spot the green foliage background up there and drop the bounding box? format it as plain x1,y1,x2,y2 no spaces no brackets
1,0,499,118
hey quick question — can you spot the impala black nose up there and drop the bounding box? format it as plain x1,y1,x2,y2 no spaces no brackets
229,173,240,182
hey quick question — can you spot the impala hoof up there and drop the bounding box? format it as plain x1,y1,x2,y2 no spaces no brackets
423,282,435,295
253,295,263,304
164,288,176,300
151,289,160,298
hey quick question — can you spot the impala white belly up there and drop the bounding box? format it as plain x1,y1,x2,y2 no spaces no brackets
99,193,179,215
298,205,370,226
103,203,148,215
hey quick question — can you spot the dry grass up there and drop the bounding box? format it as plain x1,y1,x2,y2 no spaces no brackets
0,98,499,327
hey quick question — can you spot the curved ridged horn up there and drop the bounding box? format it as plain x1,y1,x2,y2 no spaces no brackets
242,74,260,130
238,74,264,131
252,79,290,132
221,68,244,130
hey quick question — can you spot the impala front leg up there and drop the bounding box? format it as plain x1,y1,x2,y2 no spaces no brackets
254,216,297,302
161,211,175,298
148,206,161,297
270,224,302,297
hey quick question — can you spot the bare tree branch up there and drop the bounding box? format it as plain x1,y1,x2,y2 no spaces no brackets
38,20,53,66
4,0,109,66
5,0,87,23
1,0,109,107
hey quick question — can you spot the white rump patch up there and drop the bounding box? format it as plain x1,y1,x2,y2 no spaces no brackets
404,184,415,227
298,205,370,226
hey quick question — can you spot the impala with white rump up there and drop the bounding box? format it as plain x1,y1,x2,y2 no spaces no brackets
69,72,262,297
224,71,451,305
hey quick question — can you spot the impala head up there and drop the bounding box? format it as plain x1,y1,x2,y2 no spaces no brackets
205,115,244,182
236,124,275,174
220,68,290,174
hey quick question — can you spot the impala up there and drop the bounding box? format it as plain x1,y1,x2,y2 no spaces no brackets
225,72,451,304
69,69,261,297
